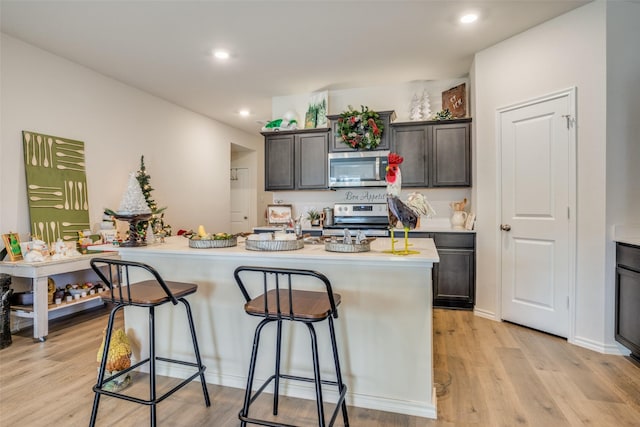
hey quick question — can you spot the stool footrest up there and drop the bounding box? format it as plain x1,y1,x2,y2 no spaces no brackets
94,358,207,406
243,373,347,427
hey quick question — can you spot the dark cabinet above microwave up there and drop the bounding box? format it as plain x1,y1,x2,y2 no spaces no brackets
327,110,396,152
262,128,329,191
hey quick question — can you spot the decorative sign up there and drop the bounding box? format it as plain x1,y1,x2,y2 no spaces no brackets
442,83,466,118
342,190,386,203
22,131,90,246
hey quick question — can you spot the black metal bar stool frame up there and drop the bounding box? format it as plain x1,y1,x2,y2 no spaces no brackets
89,258,211,427
234,266,349,427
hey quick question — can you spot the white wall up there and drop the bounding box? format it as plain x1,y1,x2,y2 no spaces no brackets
605,1,640,344
473,2,617,351
0,34,262,241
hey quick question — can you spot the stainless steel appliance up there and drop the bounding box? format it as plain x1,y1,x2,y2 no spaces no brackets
328,150,389,188
322,203,390,237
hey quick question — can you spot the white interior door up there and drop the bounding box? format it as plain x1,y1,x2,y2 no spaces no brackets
230,167,251,234
499,90,575,338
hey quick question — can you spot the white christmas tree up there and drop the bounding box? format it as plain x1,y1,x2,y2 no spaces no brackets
421,90,431,120
409,94,422,120
118,172,152,215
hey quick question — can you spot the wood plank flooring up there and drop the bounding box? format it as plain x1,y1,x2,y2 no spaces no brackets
1,306,639,426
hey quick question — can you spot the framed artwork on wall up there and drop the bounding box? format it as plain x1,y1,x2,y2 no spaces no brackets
22,131,90,247
267,204,293,225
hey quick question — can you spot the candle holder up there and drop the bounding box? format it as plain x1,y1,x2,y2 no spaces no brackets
114,214,152,247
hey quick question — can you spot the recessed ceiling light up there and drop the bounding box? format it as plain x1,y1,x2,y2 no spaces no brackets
239,109,250,117
460,14,478,24
213,50,230,60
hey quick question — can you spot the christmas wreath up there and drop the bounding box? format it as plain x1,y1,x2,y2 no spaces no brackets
336,105,384,150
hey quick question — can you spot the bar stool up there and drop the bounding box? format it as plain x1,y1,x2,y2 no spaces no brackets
234,266,349,427
89,258,210,426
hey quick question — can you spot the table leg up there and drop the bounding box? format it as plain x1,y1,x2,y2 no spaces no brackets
32,277,48,341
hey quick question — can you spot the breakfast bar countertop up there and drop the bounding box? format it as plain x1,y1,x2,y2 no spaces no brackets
96,235,440,419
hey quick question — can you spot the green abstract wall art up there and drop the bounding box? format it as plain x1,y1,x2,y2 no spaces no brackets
22,131,90,246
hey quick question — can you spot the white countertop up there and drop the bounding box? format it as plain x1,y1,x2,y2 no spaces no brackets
94,235,439,267
614,225,640,246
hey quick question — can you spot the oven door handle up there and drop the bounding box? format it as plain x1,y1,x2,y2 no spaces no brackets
375,157,381,181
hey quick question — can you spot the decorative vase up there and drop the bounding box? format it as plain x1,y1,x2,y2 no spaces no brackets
450,211,468,229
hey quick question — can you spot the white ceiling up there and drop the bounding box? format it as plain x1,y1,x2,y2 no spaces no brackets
0,1,590,135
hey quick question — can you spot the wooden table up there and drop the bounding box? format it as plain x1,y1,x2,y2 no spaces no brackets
0,251,118,341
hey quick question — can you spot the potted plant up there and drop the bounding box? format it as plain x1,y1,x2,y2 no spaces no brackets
307,209,321,226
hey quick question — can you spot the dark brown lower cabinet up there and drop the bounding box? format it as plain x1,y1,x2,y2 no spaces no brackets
410,232,476,310
615,242,640,362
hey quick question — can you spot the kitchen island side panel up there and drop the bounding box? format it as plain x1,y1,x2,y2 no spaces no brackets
108,237,438,419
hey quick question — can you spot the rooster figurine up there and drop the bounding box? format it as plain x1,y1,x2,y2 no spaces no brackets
386,153,436,254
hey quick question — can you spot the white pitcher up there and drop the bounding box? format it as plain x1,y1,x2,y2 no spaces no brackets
450,210,468,229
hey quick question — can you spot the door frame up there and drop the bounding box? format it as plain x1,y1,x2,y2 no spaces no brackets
495,87,577,342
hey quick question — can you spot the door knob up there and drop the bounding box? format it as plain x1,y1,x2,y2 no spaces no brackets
500,224,511,231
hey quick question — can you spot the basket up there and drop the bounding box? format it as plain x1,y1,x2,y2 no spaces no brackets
324,240,371,253
245,238,304,251
188,237,237,249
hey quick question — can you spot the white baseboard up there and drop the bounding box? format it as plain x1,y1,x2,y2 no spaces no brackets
473,307,497,321
571,335,631,356
145,362,438,419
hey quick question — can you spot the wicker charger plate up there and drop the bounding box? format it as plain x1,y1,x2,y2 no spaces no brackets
245,239,304,251
188,237,237,249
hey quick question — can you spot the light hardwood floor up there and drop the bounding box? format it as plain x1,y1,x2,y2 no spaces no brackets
1,306,639,426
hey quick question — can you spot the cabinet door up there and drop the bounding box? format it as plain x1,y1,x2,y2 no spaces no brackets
265,134,295,190
391,125,430,187
616,266,640,358
431,122,471,187
433,248,475,309
296,132,328,189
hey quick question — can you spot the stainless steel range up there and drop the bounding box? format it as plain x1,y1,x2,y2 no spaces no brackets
322,203,390,237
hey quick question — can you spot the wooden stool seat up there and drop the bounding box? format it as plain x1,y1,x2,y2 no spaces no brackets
245,289,342,321
107,280,198,305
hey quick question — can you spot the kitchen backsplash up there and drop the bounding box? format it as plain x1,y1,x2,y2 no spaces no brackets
268,188,472,225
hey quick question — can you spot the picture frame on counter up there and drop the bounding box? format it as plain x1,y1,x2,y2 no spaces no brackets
267,204,293,225
464,213,476,230
2,232,23,261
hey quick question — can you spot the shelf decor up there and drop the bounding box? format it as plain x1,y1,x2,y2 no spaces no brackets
336,105,384,150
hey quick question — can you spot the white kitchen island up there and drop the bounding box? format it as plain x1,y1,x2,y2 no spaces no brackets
101,236,439,419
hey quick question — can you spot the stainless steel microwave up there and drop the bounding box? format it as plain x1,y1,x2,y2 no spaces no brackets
328,150,389,188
